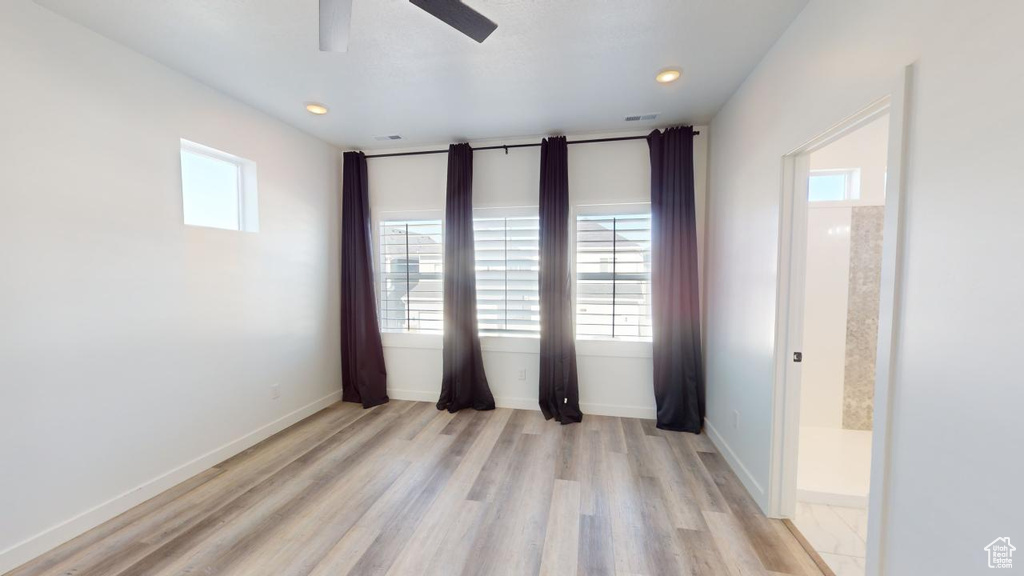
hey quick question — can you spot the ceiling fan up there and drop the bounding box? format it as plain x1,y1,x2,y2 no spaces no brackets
319,0,498,52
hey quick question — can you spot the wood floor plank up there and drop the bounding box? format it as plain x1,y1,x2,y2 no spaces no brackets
384,409,512,576
577,430,608,517
3,467,224,576
623,418,697,575
674,445,736,514
521,409,548,435
686,431,719,454
637,474,694,575
604,451,652,576
539,479,581,576
211,403,440,576
767,520,827,576
781,519,835,576
645,435,708,531
595,415,627,454
7,402,374,576
217,407,443,576
697,451,764,517
465,409,529,502
462,427,560,576
337,411,490,576
555,423,582,481
733,513,814,575
114,403,412,576
577,513,615,576
702,511,767,576
7,403,824,576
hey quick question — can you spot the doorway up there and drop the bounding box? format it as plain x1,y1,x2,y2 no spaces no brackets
794,112,889,575
769,65,912,576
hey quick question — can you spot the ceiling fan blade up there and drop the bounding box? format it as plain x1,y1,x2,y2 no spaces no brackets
409,0,497,43
319,0,353,52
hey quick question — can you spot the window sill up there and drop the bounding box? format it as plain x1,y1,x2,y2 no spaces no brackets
381,332,442,350
480,335,540,354
576,339,653,359
381,331,652,358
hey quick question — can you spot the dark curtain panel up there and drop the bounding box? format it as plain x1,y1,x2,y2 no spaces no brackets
538,137,583,424
340,151,389,408
648,127,704,432
437,144,496,412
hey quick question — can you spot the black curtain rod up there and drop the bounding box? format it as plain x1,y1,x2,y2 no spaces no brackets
362,131,700,159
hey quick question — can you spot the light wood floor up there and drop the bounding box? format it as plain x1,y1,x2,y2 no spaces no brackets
7,400,823,576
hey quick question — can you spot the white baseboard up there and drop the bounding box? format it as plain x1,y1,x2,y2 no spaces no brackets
387,388,438,403
387,388,657,420
704,418,769,513
580,402,657,420
0,390,342,574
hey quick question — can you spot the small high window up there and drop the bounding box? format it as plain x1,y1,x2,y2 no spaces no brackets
179,140,258,231
808,168,861,203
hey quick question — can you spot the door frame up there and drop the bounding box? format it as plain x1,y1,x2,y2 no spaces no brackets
767,65,913,576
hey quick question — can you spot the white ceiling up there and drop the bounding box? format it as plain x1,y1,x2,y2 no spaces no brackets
34,0,808,149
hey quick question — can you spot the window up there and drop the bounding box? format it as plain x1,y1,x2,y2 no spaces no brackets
576,212,652,340
474,212,540,336
179,139,258,231
808,168,861,203
379,219,444,333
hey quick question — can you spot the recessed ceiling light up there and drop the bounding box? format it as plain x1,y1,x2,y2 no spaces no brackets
306,103,329,115
656,69,681,84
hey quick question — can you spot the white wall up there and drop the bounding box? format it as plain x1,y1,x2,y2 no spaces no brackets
809,114,890,206
0,2,341,571
367,129,708,418
800,115,889,428
800,207,852,428
705,0,1024,573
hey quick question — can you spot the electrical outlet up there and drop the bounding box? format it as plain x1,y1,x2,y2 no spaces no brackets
517,369,526,381
732,410,740,430
271,384,281,400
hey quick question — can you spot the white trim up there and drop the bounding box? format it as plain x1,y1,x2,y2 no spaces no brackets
572,203,654,344
387,388,439,403
381,332,443,349
387,389,657,420
808,167,863,205
0,390,342,574
179,138,259,233
374,212,445,337
473,205,539,219
864,65,913,576
575,339,653,359
579,402,656,420
767,65,913,576
770,95,893,519
705,419,768,510
770,149,811,519
573,201,651,217
380,332,654,359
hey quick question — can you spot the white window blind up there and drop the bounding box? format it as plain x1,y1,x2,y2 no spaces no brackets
379,219,444,333
474,214,541,336
576,213,653,340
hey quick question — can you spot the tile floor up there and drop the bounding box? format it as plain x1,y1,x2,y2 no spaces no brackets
797,426,872,506
794,502,868,576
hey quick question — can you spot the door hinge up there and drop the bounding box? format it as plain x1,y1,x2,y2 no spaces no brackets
793,352,803,363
